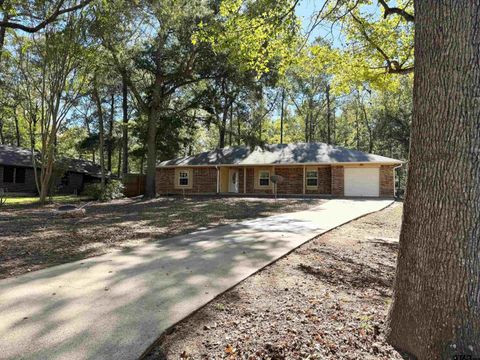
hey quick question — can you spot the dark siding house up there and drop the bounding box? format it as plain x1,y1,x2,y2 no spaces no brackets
0,145,103,195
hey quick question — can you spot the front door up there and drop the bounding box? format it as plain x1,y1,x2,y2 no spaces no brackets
228,169,239,193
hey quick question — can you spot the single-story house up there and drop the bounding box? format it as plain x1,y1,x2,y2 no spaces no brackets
0,144,104,195
156,143,403,198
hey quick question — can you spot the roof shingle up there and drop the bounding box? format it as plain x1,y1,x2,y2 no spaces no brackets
158,143,403,167
0,145,103,177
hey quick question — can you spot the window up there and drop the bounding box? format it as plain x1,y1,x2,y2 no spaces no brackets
259,170,270,187
3,166,14,183
306,169,318,188
178,170,190,186
15,167,26,184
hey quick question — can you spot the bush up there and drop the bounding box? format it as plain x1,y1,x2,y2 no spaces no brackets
82,180,124,201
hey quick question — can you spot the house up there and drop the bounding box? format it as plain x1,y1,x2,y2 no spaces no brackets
0,145,104,195
156,143,403,198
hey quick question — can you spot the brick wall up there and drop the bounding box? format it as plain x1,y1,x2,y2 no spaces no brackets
156,164,393,197
380,165,395,197
275,167,303,194
331,166,344,196
156,167,217,195
305,166,332,195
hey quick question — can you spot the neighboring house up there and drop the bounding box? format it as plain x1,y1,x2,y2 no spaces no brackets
0,145,104,195
156,143,403,198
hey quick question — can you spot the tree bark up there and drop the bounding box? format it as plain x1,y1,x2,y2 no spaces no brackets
92,82,106,189
0,118,4,144
144,84,161,198
326,84,331,144
229,104,233,147
237,110,241,146
280,88,285,144
117,144,121,176
0,11,8,61
107,93,114,172
304,113,309,142
386,1,480,358
355,108,360,150
13,105,21,147
121,75,129,177
218,113,226,148
219,100,232,148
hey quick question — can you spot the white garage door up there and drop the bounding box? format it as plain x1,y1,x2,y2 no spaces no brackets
344,167,380,197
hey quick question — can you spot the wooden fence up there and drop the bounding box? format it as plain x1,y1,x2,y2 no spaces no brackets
123,174,146,197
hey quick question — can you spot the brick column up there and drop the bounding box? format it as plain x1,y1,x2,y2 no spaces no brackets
380,165,396,197
331,166,344,197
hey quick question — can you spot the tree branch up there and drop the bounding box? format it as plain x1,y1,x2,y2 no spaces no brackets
351,13,414,74
378,0,414,22
0,0,94,32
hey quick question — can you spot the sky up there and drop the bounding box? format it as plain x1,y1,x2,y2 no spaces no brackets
295,0,345,47
295,0,382,47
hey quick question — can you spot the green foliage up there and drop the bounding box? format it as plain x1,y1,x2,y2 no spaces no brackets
0,0,414,197
82,179,124,201
195,0,301,76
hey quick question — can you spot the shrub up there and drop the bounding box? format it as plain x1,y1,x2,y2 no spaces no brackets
82,180,124,201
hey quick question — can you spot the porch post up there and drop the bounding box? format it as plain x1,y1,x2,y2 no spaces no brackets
272,166,275,195
243,167,247,194
303,165,306,195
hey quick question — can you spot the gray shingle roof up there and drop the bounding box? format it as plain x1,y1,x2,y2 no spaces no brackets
0,145,103,177
158,143,403,167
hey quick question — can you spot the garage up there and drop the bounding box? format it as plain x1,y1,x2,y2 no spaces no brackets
344,167,380,197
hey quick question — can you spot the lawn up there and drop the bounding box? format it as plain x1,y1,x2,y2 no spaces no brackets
2,195,90,206
0,196,321,279
145,203,403,360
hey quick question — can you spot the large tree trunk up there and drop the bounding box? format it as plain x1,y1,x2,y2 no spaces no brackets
13,106,21,147
237,110,241,146
326,84,331,144
107,94,114,172
122,76,129,177
144,83,162,199
218,102,230,148
0,118,4,144
386,1,480,358
229,105,233,147
92,83,106,189
144,110,158,198
0,12,8,61
280,88,285,144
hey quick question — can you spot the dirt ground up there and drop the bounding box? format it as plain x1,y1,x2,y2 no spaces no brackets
0,196,321,279
144,202,403,360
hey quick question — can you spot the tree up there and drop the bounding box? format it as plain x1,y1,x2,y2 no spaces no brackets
0,0,94,57
91,73,106,189
15,14,87,203
386,1,480,357
121,75,128,176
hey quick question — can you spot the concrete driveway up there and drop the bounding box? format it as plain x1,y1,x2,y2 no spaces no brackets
0,199,392,360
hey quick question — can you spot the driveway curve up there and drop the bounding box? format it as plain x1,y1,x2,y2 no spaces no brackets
0,199,393,360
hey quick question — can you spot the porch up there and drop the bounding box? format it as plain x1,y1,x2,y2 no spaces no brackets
217,165,333,196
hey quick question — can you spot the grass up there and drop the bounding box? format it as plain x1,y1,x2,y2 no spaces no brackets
2,195,90,206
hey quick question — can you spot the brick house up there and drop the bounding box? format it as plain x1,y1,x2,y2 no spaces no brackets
156,143,403,198
0,145,104,195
